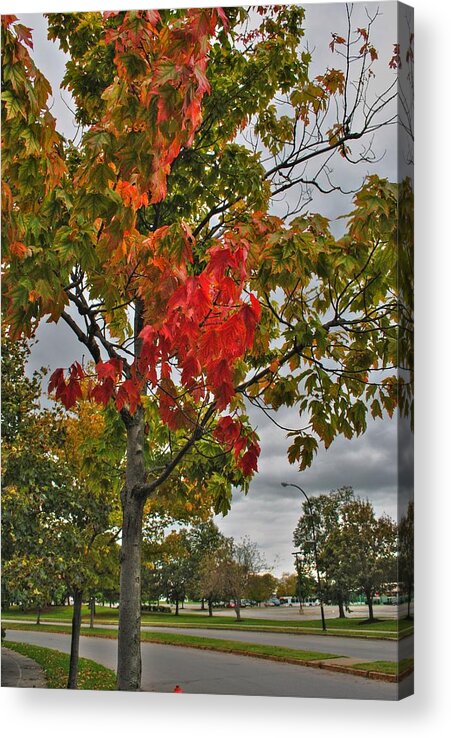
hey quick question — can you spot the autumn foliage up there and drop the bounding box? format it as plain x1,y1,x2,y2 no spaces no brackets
2,6,411,485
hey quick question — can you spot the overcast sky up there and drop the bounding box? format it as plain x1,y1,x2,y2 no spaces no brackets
17,2,412,576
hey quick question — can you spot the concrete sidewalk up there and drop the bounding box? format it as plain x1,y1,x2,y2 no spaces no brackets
1,646,47,688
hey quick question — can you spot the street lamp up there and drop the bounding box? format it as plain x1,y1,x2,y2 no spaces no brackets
292,550,304,614
282,482,327,631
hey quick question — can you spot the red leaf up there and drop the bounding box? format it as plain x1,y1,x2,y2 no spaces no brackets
60,376,83,410
181,352,201,387
238,448,259,477
116,379,141,414
90,377,115,406
208,358,234,410
48,367,65,395
96,359,122,381
9,241,29,259
216,8,229,29
217,311,246,360
206,245,236,279
240,294,261,348
214,415,241,446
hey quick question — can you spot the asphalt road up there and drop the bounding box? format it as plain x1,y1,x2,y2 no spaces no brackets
140,625,413,662
4,629,412,700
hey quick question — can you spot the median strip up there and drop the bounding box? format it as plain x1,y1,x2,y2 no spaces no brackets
1,615,412,640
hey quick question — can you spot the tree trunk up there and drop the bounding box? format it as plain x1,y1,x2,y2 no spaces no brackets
234,601,241,621
116,411,146,691
366,591,374,621
36,606,41,625
208,597,213,617
90,595,95,629
201,598,205,611
175,597,179,616
67,589,83,689
338,596,346,619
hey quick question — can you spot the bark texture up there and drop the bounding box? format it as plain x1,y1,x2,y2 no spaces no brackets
366,591,374,621
67,589,83,689
117,411,146,691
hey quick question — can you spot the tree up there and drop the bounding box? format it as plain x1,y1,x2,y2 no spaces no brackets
185,519,227,613
1,331,66,617
221,536,266,621
334,498,397,622
276,572,298,599
292,555,318,611
247,572,278,605
293,486,355,617
195,539,230,616
398,500,414,619
1,332,120,688
2,7,410,689
155,529,195,615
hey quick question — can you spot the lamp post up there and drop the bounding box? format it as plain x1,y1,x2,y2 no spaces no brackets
292,551,304,614
282,482,326,631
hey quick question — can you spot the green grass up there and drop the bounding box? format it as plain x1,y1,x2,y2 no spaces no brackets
1,605,413,639
2,622,340,665
351,657,414,676
140,630,341,663
3,640,116,690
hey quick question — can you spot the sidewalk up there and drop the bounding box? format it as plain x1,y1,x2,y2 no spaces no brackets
1,646,47,688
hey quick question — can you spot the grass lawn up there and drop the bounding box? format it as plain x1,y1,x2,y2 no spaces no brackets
3,640,116,689
352,658,414,676
141,630,341,663
1,605,413,639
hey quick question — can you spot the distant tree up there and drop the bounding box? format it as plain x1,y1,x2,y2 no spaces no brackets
336,499,397,622
276,572,298,598
293,486,355,617
196,546,229,616
220,536,267,621
187,520,228,613
153,530,195,615
398,500,414,619
247,572,278,605
291,554,318,612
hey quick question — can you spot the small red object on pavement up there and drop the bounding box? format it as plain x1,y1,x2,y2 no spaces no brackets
173,685,183,693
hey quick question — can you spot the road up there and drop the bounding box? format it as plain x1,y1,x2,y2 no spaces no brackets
140,625,413,662
4,629,412,700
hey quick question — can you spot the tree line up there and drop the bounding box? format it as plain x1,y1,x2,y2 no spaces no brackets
293,486,414,622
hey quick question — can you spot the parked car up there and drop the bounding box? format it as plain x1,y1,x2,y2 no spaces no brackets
263,597,281,606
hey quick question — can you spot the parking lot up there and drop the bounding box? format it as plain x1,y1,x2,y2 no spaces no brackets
180,602,407,620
